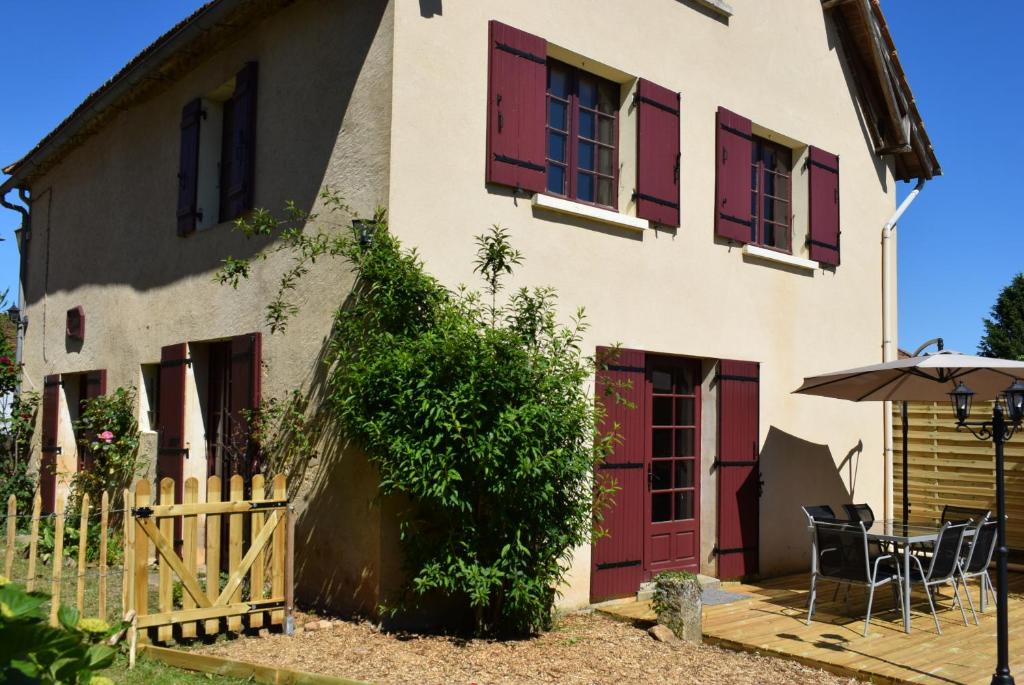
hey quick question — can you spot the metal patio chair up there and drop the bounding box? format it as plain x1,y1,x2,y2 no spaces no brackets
907,521,971,634
842,502,875,525
802,504,837,522
807,520,901,637
957,517,998,624
941,505,990,526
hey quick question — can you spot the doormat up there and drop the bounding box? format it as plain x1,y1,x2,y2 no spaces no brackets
701,587,752,606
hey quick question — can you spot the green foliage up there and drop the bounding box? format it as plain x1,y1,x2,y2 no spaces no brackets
70,388,142,512
1,292,38,523
979,273,1024,360
34,518,124,567
247,390,318,484
0,578,120,683
218,191,620,635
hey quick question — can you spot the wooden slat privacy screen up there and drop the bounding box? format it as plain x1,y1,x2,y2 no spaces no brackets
894,401,1024,552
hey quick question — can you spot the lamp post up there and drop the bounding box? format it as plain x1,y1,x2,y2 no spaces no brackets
949,379,1024,685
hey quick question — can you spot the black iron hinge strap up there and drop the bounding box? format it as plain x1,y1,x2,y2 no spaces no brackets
493,154,545,173
495,42,546,65
595,559,641,570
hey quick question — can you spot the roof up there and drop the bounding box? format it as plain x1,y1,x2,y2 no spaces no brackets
2,0,939,192
822,0,940,181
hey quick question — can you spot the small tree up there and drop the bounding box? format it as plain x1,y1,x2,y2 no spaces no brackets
1,291,39,520
979,273,1024,360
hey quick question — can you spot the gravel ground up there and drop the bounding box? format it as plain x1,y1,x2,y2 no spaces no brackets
194,611,859,685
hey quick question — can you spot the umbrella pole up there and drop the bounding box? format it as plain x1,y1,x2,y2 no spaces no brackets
902,401,909,527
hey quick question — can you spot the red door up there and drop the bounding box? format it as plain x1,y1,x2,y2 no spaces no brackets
716,360,760,578
644,355,701,577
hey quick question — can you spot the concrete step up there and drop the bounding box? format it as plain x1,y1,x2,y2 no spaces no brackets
636,574,720,602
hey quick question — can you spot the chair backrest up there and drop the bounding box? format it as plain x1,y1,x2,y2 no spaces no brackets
926,522,969,581
941,505,990,525
964,519,999,574
813,520,870,582
842,503,875,525
802,505,836,524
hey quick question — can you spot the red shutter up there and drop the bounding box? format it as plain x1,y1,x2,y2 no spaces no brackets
229,332,262,476
715,107,753,243
177,98,202,236
485,20,547,194
808,146,840,266
591,347,646,602
717,360,760,578
635,79,680,227
222,62,258,221
78,370,107,473
40,374,61,514
158,343,188,537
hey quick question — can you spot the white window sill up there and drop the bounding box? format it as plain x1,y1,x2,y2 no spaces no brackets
692,0,733,18
532,194,649,232
742,244,819,273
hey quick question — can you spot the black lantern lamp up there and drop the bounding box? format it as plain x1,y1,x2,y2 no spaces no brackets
949,382,975,423
6,305,26,331
951,378,1022,685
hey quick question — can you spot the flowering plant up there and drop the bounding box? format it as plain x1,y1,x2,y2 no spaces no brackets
70,387,141,512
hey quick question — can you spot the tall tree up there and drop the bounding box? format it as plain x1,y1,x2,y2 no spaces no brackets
979,273,1024,360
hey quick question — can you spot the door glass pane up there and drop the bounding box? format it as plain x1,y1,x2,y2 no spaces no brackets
652,460,671,490
652,397,673,426
548,100,567,131
577,172,594,201
674,491,694,521
579,111,596,140
578,141,595,171
547,164,565,195
652,370,672,393
652,429,672,458
675,397,695,426
675,429,695,457
674,459,694,488
548,132,566,162
652,492,672,522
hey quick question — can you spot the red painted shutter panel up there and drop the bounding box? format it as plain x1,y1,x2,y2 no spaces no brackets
715,107,753,243
158,344,188,523
78,369,108,473
223,62,258,221
40,374,61,514
177,98,202,236
808,146,840,266
717,360,760,579
635,79,680,227
591,347,646,602
229,332,262,476
485,20,547,194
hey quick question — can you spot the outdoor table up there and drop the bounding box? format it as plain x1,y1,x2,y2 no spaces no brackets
861,519,974,634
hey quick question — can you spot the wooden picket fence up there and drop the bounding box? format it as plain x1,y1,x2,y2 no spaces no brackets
2,474,294,666
895,400,1024,552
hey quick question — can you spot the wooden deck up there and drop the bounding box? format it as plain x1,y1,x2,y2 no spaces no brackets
700,572,1024,684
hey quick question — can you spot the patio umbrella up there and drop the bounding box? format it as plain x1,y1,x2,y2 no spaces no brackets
795,350,1024,684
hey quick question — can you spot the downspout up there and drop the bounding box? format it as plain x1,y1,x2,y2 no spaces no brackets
881,177,925,521
0,188,30,377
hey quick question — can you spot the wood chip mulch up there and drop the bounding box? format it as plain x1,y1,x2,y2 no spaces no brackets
193,611,860,684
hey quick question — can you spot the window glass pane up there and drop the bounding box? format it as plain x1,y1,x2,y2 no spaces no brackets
653,397,673,426
675,429,695,457
652,370,672,393
652,492,672,522
548,64,570,98
548,100,567,131
764,171,789,200
547,164,565,195
598,116,614,145
579,78,598,109
674,365,696,394
764,197,789,225
597,177,614,207
674,491,694,521
578,141,595,171
652,429,672,458
598,146,613,175
577,172,594,201
548,132,566,163
579,111,596,140
597,82,617,115
652,460,671,490
763,170,775,198
674,460,694,488
675,398,695,426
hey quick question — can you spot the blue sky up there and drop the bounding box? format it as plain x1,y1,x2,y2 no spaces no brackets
0,2,1020,355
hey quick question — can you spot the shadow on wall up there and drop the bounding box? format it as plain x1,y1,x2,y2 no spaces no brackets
23,0,389,303
758,426,858,575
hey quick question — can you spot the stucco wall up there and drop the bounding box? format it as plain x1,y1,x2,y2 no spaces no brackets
19,0,396,614
387,0,900,609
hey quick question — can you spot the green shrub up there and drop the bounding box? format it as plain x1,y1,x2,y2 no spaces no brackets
70,387,142,513
0,300,38,524
0,577,119,683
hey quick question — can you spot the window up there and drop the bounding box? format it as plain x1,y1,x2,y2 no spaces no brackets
749,137,792,253
545,61,618,208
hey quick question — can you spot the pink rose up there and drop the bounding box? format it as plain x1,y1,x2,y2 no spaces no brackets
99,430,114,443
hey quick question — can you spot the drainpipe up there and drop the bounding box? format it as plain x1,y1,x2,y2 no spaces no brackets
881,178,926,522
0,188,30,376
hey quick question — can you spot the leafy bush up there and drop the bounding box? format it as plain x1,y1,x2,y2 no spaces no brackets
218,192,618,635
35,518,124,567
70,387,141,513
1,298,38,524
0,577,118,683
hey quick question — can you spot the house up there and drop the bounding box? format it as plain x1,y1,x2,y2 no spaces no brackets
0,0,939,614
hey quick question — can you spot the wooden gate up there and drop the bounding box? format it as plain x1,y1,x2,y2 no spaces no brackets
126,474,292,651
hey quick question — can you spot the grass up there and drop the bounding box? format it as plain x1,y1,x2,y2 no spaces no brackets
101,653,248,684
